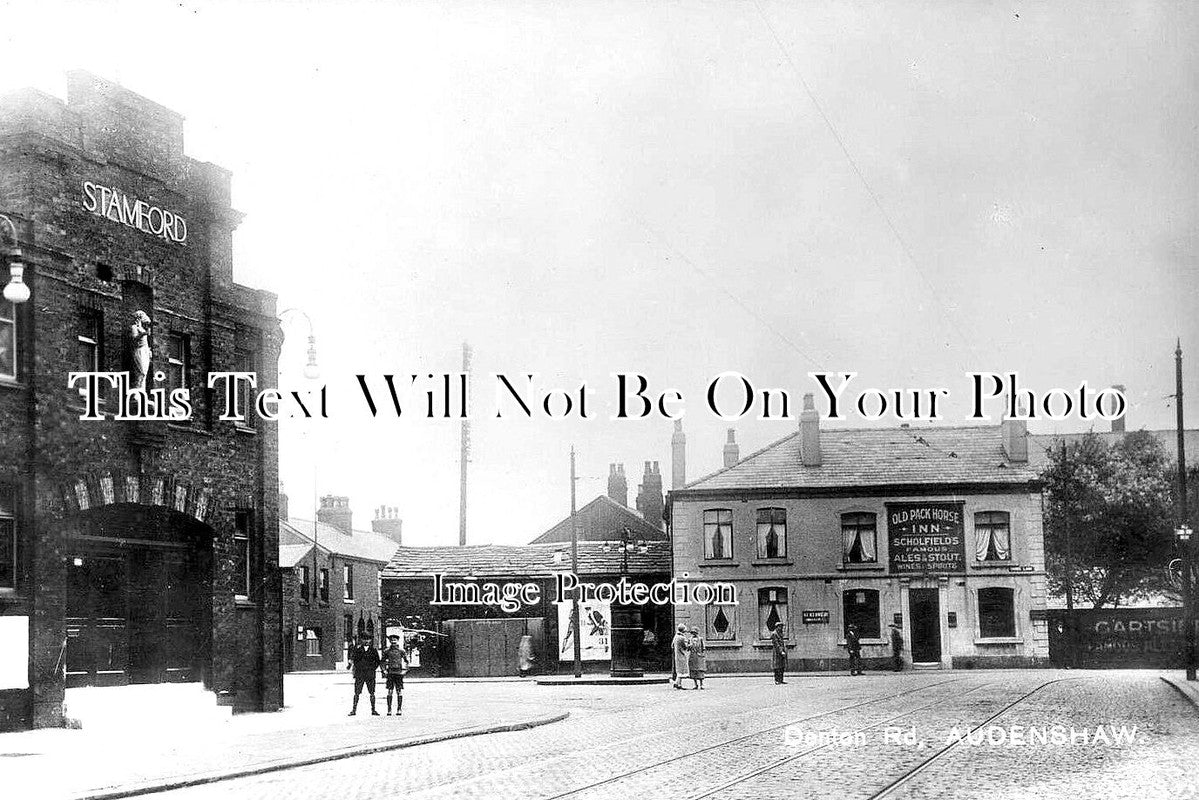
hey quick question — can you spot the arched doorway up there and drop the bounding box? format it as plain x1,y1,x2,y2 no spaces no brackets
65,504,214,687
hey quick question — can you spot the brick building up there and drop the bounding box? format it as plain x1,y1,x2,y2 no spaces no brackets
668,395,1050,672
280,496,400,671
0,73,282,729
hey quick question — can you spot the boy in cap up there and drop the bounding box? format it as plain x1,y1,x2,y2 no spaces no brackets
380,632,409,716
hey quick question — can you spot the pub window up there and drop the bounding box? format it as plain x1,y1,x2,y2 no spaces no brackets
305,627,322,656
974,511,1012,561
843,588,881,639
344,563,354,600
757,587,788,639
704,509,733,560
0,300,17,381
233,511,252,598
319,568,330,602
298,565,310,601
233,345,258,429
165,331,190,395
978,587,1016,638
704,602,737,641
0,485,15,589
756,508,787,559
842,512,877,564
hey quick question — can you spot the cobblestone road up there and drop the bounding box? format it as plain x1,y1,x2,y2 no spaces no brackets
146,671,1199,800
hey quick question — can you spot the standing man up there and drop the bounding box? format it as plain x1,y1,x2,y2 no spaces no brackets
380,633,409,716
889,622,904,672
348,632,382,716
845,623,863,676
770,621,787,684
670,624,690,689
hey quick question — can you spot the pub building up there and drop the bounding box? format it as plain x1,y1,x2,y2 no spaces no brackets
668,395,1050,672
0,73,282,730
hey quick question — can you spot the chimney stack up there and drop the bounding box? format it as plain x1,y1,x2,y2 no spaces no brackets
723,429,740,468
800,393,822,467
636,461,665,529
279,484,289,522
1000,397,1028,463
607,463,628,506
1110,384,1126,434
317,495,353,535
671,420,687,489
371,505,404,546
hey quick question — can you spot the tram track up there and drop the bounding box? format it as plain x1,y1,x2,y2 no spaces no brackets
538,677,966,800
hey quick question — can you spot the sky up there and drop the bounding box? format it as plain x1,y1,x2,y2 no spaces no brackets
1,0,1196,545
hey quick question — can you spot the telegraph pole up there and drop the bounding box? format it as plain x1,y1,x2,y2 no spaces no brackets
1176,340,1195,681
458,343,471,546
570,446,582,678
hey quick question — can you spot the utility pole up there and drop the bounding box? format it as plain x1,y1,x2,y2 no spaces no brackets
1177,340,1195,681
458,342,471,546
571,446,582,678
1062,440,1076,668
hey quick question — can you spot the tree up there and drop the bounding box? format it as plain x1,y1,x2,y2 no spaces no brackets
1043,431,1176,608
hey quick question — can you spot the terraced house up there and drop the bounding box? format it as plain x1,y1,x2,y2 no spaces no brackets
668,394,1049,672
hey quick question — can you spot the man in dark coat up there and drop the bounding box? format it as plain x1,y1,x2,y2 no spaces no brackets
845,623,863,676
889,623,904,672
770,622,787,684
348,632,382,716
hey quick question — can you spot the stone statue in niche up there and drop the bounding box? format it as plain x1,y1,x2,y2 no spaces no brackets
129,310,152,390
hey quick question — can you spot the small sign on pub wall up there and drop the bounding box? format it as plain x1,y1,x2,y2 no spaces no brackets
802,610,830,625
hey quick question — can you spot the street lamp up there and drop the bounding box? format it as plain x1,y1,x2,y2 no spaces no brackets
1177,524,1195,681
609,526,649,678
280,307,320,381
1,214,30,305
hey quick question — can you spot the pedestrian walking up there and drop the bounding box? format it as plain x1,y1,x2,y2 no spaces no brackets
348,632,382,716
889,622,904,672
845,623,863,676
380,633,408,716
770,621,787,684
518,634,535,677
687,627,706,689
671,624,690,689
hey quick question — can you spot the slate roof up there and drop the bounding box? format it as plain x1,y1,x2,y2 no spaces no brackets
382,540,672,579
281,518,399,564
279,543,314,569
529,494,668,544
678,424,1040,493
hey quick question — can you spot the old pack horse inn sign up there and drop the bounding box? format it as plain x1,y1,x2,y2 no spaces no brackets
82,181,188,244
887,501,967,574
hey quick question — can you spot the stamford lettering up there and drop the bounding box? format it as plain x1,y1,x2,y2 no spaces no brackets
82,181,188,244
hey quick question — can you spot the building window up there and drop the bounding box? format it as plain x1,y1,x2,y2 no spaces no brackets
978,587,1016,638
78,308,102,372
305,628,322,656
233,511,251,598
0,485,15,589
165,332,189,395
344,563,354,600
974,511,1012,561
343,614,353,662
757,588,788,639
756,508,786,559
319,568,330,603
842,512,877,564
843,588,881,639
704,602,737,641
703,509,733,560
233,345,257,428
298,565,310,601
0,300,16,381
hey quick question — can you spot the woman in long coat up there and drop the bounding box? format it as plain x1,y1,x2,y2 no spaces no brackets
687,627,706,689
671,624,690,689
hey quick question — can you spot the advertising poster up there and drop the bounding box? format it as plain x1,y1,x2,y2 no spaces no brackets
887,501,967,574
557,600,611,661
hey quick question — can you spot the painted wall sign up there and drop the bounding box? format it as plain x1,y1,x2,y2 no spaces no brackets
82,181,188,244
801,610,830,625
887,501,966,574
557,599,610,661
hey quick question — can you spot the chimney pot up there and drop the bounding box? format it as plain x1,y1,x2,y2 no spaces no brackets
800,392,821,467
723,429,740,468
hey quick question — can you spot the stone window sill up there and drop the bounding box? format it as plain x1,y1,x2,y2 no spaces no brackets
698,561,739,568
974,636,1021,645
837,564,884,572
235,596,255,608
705,640,742,649
751,559,793,567
234,424,257,435
0,378,25,391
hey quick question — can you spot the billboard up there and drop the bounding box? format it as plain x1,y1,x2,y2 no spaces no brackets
557,600,611,661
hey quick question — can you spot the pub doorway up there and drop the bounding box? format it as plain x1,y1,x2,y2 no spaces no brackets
908,588,942,665
65,505,213,688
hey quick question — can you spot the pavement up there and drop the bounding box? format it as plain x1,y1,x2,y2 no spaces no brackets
2,672,568,800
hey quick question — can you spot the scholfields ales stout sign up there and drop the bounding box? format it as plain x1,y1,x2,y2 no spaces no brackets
886,501,966,574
